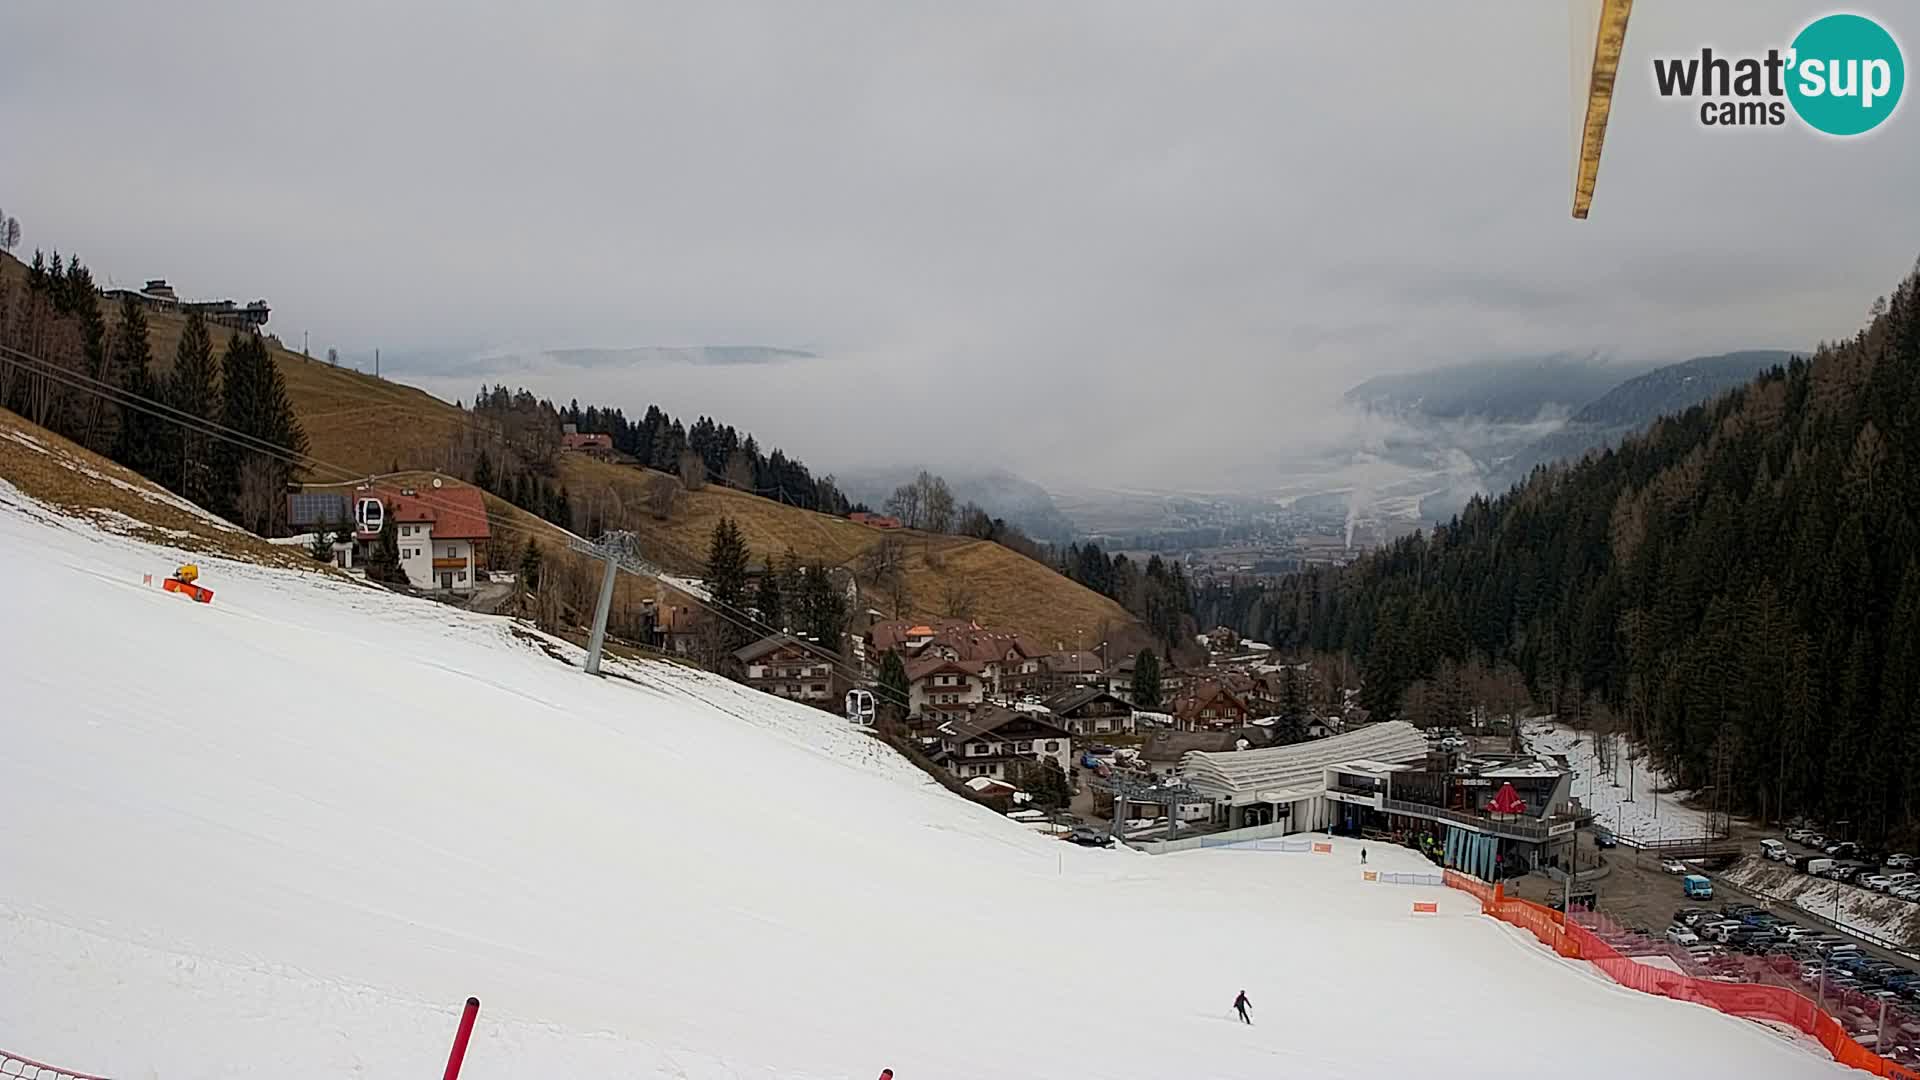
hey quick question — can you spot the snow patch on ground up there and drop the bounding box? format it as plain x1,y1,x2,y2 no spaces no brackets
1525,721,1723,842
2,429,50,453
0,489,1853,1080
1723,858,1920,949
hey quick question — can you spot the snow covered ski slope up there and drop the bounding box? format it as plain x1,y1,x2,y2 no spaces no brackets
0,487,1850,1079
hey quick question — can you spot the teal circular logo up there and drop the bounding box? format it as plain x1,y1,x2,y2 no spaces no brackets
1787,14,1905,135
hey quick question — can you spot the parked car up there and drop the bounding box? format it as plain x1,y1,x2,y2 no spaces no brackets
1789,828,1816,843
1888,854,1916,871
1592,827,1618,849
1068,825,1115,847
1808,858,1838,878
1761,839,1789,861
1865,875,1895,893
1703,921,1744,943
1890,871,1918,888
1829,841,1861,858
1808,834,1829,849
1665,925,1701,946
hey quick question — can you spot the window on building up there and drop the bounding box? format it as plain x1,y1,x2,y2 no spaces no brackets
1017,741,1032,752
968,743,988,756
456,571,466,582
1045,740,1059,752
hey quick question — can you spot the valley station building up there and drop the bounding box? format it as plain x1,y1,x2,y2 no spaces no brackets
1174,720,1582,879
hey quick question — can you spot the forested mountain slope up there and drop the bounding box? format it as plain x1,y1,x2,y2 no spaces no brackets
1497,350,1796,487
1268,260,1920,839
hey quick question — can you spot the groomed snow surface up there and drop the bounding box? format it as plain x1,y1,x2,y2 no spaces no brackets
0,490,1849,1079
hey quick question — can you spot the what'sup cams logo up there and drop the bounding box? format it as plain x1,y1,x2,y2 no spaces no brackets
1653,12,1904,135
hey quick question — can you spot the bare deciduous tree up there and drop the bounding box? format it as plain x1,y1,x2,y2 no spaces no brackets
236,455,282,535
941,579,978,620
678,449,708,491
724,448,755,490
885,481,922,529
649,475,685,520
0,214,20,254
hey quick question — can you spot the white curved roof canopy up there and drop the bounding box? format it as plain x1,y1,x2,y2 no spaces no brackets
1181,721,1429,805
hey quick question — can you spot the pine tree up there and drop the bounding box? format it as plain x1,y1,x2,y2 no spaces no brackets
755,567,785,632
806,563,848,654
165,312,220,509
1130,648,1162,709
210,333,308,533
519,539,544,591
1277,666,1308,744
308,528,335,561
474,449,494,493
554,485,573,530
706,516,751,618
109,297,162,479
877,649,911,725
363,514,407,584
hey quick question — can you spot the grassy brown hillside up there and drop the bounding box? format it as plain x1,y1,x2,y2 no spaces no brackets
0,252,1142,647
553,454,1144,650
0,407,323,572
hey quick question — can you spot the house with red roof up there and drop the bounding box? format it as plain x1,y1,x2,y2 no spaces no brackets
353,483,491,592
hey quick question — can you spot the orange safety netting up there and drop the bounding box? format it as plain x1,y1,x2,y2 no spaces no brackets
1442,873,1920,1079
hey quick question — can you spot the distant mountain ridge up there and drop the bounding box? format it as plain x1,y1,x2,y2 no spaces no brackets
1344,353,1654,425
1496,350,1797,487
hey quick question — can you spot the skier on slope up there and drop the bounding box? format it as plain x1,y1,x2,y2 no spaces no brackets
1233,990,1252,1025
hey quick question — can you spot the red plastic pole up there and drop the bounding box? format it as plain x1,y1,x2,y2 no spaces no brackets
443,997,480,1080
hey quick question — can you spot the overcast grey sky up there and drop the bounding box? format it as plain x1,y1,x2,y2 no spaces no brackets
3,1,1914,489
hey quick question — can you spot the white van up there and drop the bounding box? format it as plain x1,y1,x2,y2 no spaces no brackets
1807,858,1837,878
1761,839,1788,861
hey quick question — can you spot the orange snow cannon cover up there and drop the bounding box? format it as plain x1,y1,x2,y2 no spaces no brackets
162,577,215,603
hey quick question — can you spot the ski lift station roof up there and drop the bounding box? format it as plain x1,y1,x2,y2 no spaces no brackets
1181,721,1429,806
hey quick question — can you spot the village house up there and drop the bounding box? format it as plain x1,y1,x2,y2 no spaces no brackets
872,619,1048,701
287,492,357,569
848,511,903,529
353,484,490,592
1041,650,1104,693
101,278,271,330
1042,687,1136,737
734,635,838,706
1103,654,1138,702
1204,625,1240,653
907,656,989,720
1172,679,1252,733
559,423,614,457
937,705,1074,782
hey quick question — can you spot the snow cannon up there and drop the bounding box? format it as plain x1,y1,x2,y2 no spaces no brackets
162,563,215,603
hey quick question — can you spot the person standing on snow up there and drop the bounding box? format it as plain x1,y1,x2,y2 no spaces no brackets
1233,990,1252,1024
1361,847,1368,864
